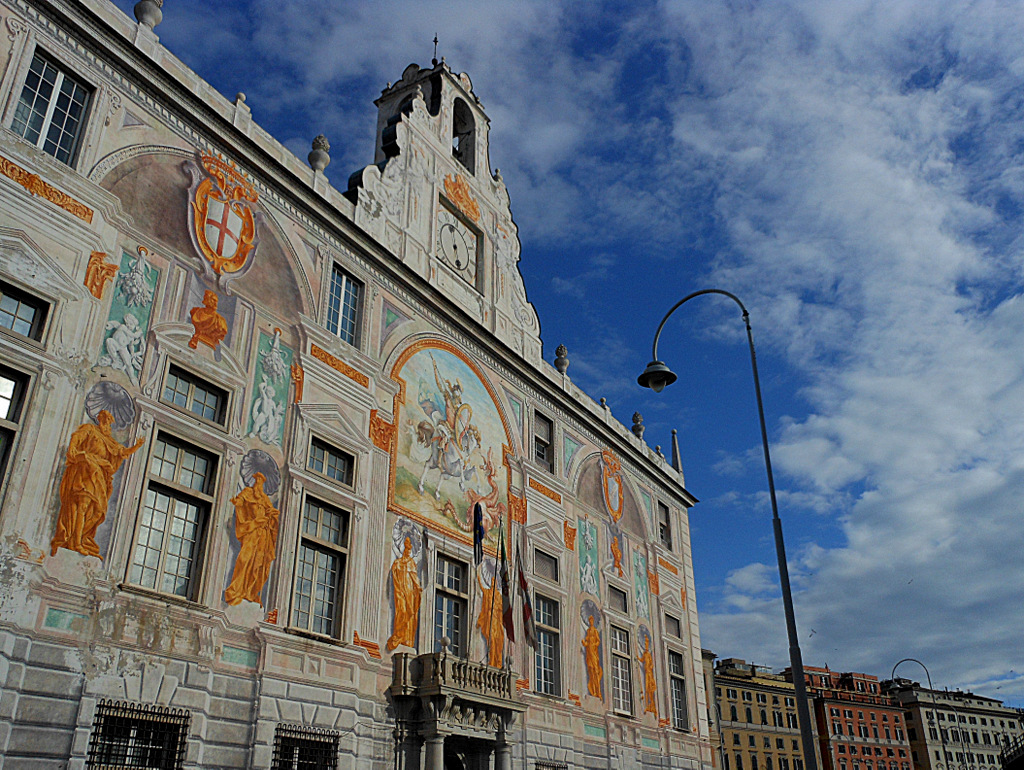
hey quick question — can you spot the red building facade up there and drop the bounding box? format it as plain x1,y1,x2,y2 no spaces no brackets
788,667,913,770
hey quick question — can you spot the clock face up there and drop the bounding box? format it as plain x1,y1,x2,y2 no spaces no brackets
436,204,478,285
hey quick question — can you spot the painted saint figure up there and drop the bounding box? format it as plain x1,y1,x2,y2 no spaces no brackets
476,569,505,668
611,535,624,577
580,552,599,596
51,409,145,558
638,635,658,716
386,537,422,651
224,472,280,606
188,289,228,350
582,615,603,699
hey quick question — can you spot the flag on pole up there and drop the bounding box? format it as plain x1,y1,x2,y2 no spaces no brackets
516,543,537,648
472,503,484,566
500,528,515,643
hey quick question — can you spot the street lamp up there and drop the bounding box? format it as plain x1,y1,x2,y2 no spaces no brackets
637,289,819,770
890,659,948,770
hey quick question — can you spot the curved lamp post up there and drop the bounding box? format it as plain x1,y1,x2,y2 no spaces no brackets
637,289,818,770
891,658,949,770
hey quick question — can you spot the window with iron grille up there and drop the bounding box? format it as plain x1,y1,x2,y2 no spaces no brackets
86,699,189,770
292,498,350,636
534,549,559,583
609,585,628,614
307,437,354,487
434,554,468,655
533,412,554,472
669,649,689,729
665,613,681,638
534,594,561,695
0,280,49,341
162,366,227,425
610,625,633,715
11,50,92,166
326,265,362,346
658,500,672,549
0,366,28,486
128,434,216,599
272,724,340,770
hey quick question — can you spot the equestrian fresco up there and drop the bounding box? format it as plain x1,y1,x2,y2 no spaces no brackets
391,342,512,549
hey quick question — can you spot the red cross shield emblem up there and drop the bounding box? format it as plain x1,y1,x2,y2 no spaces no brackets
187,153,259,278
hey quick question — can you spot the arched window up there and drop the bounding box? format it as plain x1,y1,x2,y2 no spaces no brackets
761,709,768,725
746,707,753,723
731,705,739,721
451,98,475,174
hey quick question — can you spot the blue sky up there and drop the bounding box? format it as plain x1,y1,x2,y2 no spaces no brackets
113,0,1024,706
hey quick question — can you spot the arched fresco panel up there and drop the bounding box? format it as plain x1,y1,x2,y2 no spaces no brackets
389,340,514,550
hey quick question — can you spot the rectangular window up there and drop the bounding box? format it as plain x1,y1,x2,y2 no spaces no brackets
610,625,633,714
11,50,91,166
669,650,688,729
129,434,216,599
609,585,628,614
0,280,48,341
658,500,672,549
534,412,554,472
434,555,468,656
307,438,354,486
665,614,681,639
535,594,561,695
271,724,340,770
727,688,738,699
86,699,189,770
292,498,350,637
325,265,362,346
162,366,227,425
534,549,559,583
0,366,28,484
757,693,768,704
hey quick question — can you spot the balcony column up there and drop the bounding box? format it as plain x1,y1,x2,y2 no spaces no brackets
424,733,446,770
495,740,512,770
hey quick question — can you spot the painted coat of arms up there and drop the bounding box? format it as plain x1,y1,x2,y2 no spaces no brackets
185,152,261,291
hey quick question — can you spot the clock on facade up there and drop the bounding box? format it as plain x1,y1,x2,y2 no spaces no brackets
436,204,479,286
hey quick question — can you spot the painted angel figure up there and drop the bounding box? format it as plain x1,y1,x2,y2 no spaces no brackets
99,314,145,384
259,328,288,383
116,252,153,307
580,552,599,596
249,376,283,446
635,581,650,618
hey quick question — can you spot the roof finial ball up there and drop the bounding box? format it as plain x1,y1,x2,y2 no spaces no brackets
308,135,331,173
134,0,163,29
554,344,569,374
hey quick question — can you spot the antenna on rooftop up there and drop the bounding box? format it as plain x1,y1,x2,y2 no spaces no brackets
432,35,439,66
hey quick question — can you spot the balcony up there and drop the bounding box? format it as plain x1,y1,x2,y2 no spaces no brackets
390,649,520,709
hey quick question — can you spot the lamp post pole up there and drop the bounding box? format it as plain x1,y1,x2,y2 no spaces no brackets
890,658,948,770
637,289,818,770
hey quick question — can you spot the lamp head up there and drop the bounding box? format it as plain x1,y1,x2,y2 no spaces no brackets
637,360,677,393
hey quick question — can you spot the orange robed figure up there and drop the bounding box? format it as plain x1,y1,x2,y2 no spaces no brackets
188,289,228,350
611,535,624,577
386,537,422,650
224,472,280,606
476,570,505,668
51,410,144,558
638,636,658,715
582,615,603,699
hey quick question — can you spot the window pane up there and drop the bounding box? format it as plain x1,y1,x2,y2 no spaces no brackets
327,266,361,345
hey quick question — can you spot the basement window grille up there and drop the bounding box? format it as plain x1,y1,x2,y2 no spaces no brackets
86,699,189,769
536,764,570,770
272,724,341,770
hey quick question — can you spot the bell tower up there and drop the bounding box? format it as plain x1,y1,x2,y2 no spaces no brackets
347,61,541,365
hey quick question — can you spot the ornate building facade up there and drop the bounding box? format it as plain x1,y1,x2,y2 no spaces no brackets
712,658,817,770
0,1,713,768
882,678,1024,770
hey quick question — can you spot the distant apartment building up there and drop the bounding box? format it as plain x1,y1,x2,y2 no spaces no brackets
882,678,1024,770
714,658,817,770
786,666,913,770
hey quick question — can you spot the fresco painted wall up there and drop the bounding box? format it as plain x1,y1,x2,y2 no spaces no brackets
389,341,514,551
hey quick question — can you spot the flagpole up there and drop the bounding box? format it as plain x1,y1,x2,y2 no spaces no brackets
485,515,503,666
